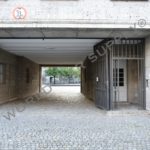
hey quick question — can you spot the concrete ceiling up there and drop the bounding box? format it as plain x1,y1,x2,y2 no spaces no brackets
0,28,150,64
0,28,150,38
0,39,102,64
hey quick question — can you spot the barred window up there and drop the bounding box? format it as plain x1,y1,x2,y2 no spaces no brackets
113,68,124,87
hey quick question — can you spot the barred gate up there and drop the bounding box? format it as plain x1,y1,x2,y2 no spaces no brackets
110,39,145,110
94,39,145,110
95,45,110,110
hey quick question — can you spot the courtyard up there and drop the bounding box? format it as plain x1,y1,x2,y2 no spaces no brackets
0,86,150,150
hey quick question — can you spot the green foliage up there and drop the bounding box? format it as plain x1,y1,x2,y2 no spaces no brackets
45,67,59,77
45,67,80,78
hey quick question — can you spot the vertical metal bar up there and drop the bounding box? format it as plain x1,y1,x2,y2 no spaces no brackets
114,60,117,109
117,42,119,58
139,40,144,109
137,58,140,109
129,39,131,58
104,55,105,108
104,56,105,108
126,41,129,105
121,39,123,58
133,40,135,58
140,39,145,109
117,59,120,108
104,54,105,110
114,60,116,109
39,65,42,92
110,43,113,110
132,40,134,58
106,47,109,110
113,45,116,110
140,59,143,109
98,58,99,106
101,57,102,107
114,40,117,109
137,40,139,58
126,39,128,58
118,41,120,105
142,39,146,109
139,41,143,58
102,57,103,108
100,58,101,107
135,40,138,58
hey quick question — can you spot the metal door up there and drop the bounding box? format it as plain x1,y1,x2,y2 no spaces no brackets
95,50,110,110
110,39,145,110
94,39,145,110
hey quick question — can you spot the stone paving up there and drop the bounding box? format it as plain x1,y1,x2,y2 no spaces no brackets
0,86,150,150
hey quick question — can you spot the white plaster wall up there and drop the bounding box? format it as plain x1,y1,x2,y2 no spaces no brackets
145,36,150,110
0,0,149,28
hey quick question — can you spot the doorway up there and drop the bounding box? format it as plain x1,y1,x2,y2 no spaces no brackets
94,39,145,110
111,39,145,110
113,59,144,110
113,60,127,103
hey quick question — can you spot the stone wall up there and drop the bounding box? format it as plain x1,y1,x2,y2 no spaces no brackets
17,56,40,99
0,49,40,104
0,49,17,104
0,0,149,28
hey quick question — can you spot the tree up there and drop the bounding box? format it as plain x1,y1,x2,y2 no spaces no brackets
45,67,59,84
45,67,80,84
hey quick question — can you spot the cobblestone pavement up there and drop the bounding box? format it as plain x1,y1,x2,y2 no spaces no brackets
0,86,150,150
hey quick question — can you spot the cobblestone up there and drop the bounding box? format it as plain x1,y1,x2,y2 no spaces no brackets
0,86,150,150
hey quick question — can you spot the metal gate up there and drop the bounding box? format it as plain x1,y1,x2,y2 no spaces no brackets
95,45,110,110
110,39,145,110
94,39,145,110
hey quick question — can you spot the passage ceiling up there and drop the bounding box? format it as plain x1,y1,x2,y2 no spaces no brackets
0,39,102,64
0,27,149,64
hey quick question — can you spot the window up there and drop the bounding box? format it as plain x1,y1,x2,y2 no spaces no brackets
113,68,124,86
26,68,30,83
0,64,6,84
